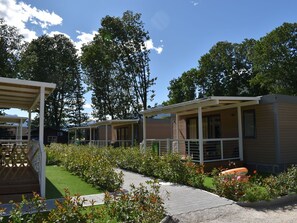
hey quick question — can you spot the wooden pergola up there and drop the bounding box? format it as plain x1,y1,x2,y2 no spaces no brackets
0,77,56,197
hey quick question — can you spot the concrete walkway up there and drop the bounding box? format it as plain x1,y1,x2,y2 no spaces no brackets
0,169,233,216
119,169,234,215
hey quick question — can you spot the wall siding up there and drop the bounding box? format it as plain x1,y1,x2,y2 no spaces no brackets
278,103,297,163
243,104,276,164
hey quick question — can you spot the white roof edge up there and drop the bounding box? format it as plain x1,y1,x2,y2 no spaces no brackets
141,96,262,115
0,77,56,89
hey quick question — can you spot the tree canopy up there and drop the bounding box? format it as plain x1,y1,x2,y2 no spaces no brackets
0,18,24,78
19,34,87,129
166,22,297,104
81,11,156,120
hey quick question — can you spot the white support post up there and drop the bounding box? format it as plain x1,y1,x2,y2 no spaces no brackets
39,86,46,197
143,115,147,151
28,111,31,140
16,126,18,140
198,107,204,164
237,106,243,161
105,124,108,147
89,127,92,145
175,114,179,152
20,118,23,142
131,123,134,146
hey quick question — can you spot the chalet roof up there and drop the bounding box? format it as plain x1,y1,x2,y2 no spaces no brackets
0,77,56,110
141,96,262,116
69,119,139,130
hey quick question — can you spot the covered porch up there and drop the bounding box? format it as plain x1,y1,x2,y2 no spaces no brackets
68,119,139,148
0,77,56,203
141,96,261,165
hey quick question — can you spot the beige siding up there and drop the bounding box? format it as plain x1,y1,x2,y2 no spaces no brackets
177,108,238,140
278,103,297,163
146,119,172,139
243,104,276,164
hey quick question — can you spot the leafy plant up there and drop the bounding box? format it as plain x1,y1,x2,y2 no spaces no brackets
104,180,166,223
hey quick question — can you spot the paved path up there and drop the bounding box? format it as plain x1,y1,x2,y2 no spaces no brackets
119,169,234,215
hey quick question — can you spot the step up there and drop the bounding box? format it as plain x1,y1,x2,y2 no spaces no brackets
0,183,40,195
0,192,38,204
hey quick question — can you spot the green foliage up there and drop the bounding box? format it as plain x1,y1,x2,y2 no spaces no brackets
46,144,123,192
81,10,155,119
251,22,297,95
19,34,85,129
166,68,198,105
0,18,24,78
2,191,117,223
242,185,270,202
104,180,165,223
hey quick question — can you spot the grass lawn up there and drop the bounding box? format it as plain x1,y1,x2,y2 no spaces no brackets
46,165,103,199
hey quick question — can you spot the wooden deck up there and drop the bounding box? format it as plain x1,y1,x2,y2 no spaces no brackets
0,166,39,203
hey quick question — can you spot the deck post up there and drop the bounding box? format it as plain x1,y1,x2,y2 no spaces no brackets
39,86,46,197
28,111,31,140
74,129,77,144
143,115,147,151
89,127,92,145
19,118,23,142
237,106,243,161
131,123,134,146
175,114,179,153
105,124,108,147
198,107,204,164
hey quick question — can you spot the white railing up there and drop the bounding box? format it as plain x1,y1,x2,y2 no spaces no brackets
144,138,239,162
27,140,45,197
0,140,29,167
70,139,135,148
90,140,110,147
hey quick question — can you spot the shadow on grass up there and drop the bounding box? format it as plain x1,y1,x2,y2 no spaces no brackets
46,178,63,199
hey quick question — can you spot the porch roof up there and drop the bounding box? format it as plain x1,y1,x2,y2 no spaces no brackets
141,96,262,116
90,119,139,127
69,119,139,131
0,77,56,110
0,116,27,124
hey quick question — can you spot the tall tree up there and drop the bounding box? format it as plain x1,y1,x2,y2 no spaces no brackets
197,40,256,97
66,70,88,127
81,11,155,119
166,68,198,104
0,18,24,78
251,22,297,95
19,34,83,129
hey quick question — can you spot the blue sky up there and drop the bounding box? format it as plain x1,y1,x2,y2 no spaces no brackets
1,0,297,118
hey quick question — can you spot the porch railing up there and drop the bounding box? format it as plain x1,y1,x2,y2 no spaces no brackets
144,138,239,162
0,139,45,196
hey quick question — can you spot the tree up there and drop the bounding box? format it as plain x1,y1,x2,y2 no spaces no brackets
66,70,88,127
166,68,198,104
251,22,297,95
197,40,257,97
81,11,155,120
0,18,24,78
19,34,84,129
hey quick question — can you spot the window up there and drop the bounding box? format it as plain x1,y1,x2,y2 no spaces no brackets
243,110,256,138
48,136,57,144
186,115,221,139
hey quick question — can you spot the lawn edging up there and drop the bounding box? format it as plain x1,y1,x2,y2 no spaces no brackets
237,193,297,208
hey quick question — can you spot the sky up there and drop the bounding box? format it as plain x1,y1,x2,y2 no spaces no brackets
1,0,297,118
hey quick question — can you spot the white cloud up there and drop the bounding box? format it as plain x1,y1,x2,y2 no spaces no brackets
83,103,92,109
0,0,62,41
144,39,164,54
191,1,199,6
47,31,71,39
74,30,97,55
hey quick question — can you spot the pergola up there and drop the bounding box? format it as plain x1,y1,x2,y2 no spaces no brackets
141,96,261,163
0,77,56,197
0,116,27,140
69,119,139,146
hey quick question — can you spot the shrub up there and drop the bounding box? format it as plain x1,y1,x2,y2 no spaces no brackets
242,185,270,202
104,180,166,223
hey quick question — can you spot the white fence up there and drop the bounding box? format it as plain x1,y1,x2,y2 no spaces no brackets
144,138,239,162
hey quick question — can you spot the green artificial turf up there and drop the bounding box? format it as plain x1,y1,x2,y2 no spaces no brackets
46,165,102,199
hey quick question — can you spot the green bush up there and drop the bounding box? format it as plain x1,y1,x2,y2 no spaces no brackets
242,185,270,202
46,144,123,192
104,180,166,223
